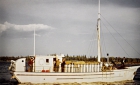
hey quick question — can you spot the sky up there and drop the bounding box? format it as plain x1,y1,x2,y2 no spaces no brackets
0,0,140,58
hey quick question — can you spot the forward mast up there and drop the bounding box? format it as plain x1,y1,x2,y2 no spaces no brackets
97,0,101,62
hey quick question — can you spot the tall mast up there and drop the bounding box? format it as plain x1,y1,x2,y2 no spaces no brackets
97,0,101,62
33,28,36,72
34,28,35,56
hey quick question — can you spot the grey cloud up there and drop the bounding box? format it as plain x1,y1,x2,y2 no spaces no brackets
0,0,140,57
0,22,54,38
97,0,140,8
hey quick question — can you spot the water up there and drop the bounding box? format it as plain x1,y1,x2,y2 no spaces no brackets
0,62,18,85
0,61,140,85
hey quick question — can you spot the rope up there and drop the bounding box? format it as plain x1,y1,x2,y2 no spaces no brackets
86,25,96,57
100,21,107,57
101,14,140,56
100,18,130,57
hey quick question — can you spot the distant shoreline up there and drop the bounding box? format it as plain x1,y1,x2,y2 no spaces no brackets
1,60,140,66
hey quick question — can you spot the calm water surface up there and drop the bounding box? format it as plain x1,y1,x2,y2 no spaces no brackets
0,61,140,85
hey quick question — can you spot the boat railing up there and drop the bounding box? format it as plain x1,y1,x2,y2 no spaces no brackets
64,63,102,72
33,63,103,73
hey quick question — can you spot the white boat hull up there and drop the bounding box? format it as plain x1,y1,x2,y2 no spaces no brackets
13,66,139,84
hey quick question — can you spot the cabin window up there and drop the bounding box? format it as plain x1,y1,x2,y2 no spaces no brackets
46,59,49,63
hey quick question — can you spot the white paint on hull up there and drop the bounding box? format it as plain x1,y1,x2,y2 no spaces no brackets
13,66,139,83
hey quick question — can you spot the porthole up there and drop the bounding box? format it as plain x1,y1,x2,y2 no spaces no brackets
39,58,45,65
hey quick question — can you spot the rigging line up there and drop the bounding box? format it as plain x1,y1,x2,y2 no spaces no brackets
101,14,140,56
90,27,96,57
86,26,96,57
101,20,130,57
87,37,93,57
86,31,92,56
100,22,107,57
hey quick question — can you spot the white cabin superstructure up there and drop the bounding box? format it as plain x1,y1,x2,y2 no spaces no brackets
34,54,64,72
10,54,64,73
14,58,26,72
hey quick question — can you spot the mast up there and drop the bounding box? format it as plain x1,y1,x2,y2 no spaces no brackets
34,28,35,56
97,0,101,62
33,28,35,72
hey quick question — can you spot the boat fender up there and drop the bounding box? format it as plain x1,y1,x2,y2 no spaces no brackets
46,70,50,72
42,69,45,72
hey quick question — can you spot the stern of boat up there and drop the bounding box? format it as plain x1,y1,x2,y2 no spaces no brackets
9,58,26,81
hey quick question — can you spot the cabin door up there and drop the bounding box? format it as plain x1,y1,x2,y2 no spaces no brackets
53,58,56,71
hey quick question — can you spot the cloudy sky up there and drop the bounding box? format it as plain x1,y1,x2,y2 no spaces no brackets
0,0,140,58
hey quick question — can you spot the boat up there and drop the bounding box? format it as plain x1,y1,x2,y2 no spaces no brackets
9,0,140,84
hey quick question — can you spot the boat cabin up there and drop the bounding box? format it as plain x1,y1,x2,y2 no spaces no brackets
33,54,64,72
11,54,64,72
